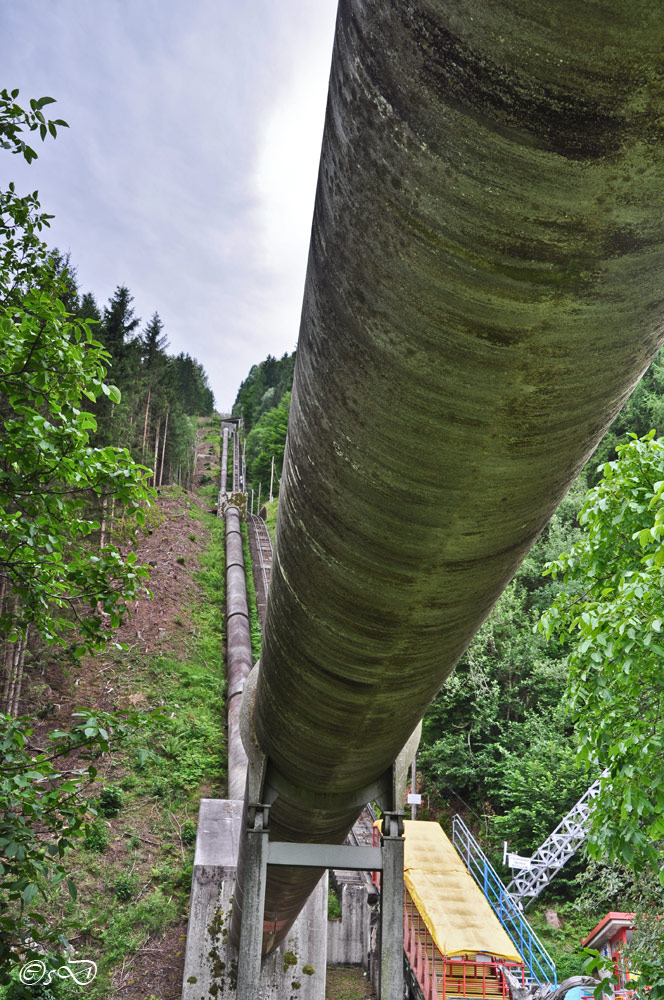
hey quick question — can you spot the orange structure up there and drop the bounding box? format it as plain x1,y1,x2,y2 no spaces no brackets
582,912,636,991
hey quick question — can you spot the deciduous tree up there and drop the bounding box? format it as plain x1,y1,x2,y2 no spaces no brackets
542,433,664,877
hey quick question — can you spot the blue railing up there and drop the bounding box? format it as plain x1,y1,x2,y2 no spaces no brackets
451,815,557,987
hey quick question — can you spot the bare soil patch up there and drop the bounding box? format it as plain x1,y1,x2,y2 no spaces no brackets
326,965,376,999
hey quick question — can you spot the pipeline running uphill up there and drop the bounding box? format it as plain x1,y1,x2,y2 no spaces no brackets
231,0,664,955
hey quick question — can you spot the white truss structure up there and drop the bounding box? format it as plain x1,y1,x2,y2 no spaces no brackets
505,772,607,909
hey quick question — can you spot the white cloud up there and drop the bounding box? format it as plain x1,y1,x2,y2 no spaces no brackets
0,0,338,409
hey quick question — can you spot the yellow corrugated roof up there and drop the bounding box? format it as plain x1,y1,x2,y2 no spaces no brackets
403,820,523,963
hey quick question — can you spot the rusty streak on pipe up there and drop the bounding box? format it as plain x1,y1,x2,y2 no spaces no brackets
231,0,664,954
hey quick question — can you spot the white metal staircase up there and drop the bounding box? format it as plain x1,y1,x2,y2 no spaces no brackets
504,773,606,909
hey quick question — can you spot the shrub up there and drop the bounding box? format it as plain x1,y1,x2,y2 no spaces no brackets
97,785,124,818
181,820,197,845
84,821,109,853
114,872,138,902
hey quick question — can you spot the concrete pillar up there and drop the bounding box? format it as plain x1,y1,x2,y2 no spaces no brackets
326,875,371,967
182,799,327,1000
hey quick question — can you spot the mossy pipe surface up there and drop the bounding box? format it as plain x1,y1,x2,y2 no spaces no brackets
220,427,229,496
242,0,664,954
225,505,251,800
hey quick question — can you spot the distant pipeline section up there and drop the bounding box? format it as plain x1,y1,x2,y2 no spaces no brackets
232,0,664,955
219,424,252,801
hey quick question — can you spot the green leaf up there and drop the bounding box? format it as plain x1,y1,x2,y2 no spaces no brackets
22,883,38,904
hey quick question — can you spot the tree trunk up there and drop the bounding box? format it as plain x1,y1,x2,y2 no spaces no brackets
152,421,160,487
99,496,108,550
9,628,28,717
1,592,16,712
141,388,151,461
159,410,169,487
1,642,13,713
4,624,28,718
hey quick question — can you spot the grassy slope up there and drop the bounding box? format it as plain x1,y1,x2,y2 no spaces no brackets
1,421,226,1000
263,498,278,545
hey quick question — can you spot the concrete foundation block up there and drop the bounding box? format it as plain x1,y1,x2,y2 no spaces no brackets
327,875,371,967
182,799,328,1000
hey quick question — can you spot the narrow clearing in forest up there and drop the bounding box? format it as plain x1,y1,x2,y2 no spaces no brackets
15,417,225,1000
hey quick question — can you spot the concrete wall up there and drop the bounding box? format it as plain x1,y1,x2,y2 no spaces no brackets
327,877,371,967
182,799,328,1000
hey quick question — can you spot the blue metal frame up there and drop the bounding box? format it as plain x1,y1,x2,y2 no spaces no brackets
451,815,557,987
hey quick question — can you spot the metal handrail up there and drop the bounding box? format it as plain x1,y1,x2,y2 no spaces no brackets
451,816,557,987
249,513,271,602
232,432,240,492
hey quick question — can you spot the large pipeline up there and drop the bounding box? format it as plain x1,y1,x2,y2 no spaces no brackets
225,502,252,799
220,426,229,498
222,427,253,800
231,0,664,954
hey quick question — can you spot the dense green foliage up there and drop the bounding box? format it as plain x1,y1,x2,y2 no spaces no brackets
0,93,154,657
0,286,152,651
232,352,294,500
0,89,160,986
245,391,291,503
588,353,664,480
77,283,214,490
232,351,294,434
542,434,664,876
0,709,149,980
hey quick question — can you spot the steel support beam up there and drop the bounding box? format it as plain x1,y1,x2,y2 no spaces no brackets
236,802,403,1000
268,841,383,871
235,806,270,1000
379,814,405,1000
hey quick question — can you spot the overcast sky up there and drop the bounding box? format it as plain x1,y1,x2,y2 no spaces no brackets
1,0,338,410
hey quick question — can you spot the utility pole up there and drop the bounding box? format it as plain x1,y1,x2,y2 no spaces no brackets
269,455,275,502
410,756,420,820
251,488,254,515
257,482,262,512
